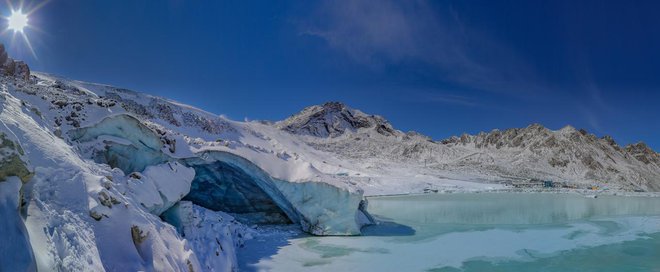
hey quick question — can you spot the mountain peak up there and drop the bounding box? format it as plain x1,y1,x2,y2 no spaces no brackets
526,123,548,130
276,102,398,138
318,101,348,111
558,125,577,133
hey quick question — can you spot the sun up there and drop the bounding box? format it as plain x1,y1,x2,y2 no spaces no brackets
7,9,28,33
2,0,52,60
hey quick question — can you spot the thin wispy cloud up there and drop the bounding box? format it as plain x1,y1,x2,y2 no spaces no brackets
406,90,478,107
572,58,613,133
301,0,548,96
424,93,477,107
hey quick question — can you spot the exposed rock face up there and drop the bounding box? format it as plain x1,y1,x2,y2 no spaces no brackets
0,45,7,64
0,44,30,81
626,142,660,166
103,92,234,134
276,102,397,137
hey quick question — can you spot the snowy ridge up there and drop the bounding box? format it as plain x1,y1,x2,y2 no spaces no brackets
279,103,660,193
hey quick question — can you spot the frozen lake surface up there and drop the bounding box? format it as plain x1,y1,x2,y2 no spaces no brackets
238,193,660,271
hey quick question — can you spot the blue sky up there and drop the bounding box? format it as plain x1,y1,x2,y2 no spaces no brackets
2,0,659,149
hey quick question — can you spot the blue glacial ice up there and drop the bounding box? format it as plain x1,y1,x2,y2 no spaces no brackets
184,151,370,235
0,177,36,271
69,114,168,173
69,114,370,235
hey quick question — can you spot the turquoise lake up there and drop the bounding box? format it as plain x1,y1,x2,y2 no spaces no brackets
238,193,660,271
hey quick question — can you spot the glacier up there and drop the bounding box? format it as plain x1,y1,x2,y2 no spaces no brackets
0,65,371,271
69,112,371,235
183,157,293,224
0,86,201,271
1,46,658,271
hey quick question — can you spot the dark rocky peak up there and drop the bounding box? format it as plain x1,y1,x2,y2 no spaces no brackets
276,102,398,138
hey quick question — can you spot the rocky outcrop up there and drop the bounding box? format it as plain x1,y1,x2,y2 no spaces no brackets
0,133,32,183
0,44,30,81
626,142,660,166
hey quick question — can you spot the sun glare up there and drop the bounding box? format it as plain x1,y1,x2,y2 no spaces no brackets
8,9,28,33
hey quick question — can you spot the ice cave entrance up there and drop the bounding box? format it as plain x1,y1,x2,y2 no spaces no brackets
182,159,292,224
69,115,295,225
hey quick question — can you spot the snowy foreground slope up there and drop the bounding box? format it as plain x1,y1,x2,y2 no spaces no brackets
0,48,659,271
0,51,372,271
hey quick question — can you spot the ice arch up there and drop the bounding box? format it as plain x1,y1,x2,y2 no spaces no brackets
69,114,371,235
182,151,371,235
182,158,292,224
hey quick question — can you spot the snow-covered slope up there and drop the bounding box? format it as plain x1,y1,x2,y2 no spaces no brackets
0,48,372,271
277,102,660,194
0,77,200,271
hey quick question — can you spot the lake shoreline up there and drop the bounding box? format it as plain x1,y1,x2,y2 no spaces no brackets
366,188,660,199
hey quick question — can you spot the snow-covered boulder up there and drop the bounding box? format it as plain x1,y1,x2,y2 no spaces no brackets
162,201,253,272
124,162,195,215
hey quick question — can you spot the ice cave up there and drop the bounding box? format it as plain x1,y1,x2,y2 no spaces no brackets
69,114,369,236
182,157,293,224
